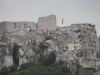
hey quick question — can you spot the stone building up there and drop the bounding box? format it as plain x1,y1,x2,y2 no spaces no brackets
1,21,37,32
0,15,57,39
0,21,37,39
37,15,57,31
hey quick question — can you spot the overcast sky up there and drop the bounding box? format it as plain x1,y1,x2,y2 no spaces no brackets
0,0,100,36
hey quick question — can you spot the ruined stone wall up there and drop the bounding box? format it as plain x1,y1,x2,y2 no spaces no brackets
25,22,37,30
0,15,57,34
19,22,25,30
38,15,57,30
0,22,7,39
5,21,37,32
6,22,17,32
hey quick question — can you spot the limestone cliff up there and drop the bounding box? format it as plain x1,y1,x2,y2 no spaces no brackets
0,15,100,75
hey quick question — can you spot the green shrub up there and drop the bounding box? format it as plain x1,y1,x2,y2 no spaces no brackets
8,65,17,72
13,43,21,66
83,67,96,73
0,67,8,75
8,62,71,75
0,65,17,75
38,52,56,66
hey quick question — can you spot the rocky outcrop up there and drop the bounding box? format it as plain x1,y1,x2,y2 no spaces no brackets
0,15,100,74
0,42,13,69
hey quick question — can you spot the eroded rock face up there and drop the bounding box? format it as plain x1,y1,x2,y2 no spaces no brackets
0,43,13,69
0,23,100,74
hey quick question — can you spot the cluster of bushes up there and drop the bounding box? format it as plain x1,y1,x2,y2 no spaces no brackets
8,62,71,75
0,61,71,75
0,65,17,75
82,67,97,73
38,52,56,66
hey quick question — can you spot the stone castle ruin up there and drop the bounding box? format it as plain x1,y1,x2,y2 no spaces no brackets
0,15,56,38
0,15,100,75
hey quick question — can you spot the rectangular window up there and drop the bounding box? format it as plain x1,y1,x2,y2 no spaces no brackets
14,23,16,28
24,23,27,28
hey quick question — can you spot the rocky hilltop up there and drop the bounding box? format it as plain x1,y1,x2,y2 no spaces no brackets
0,15,100,75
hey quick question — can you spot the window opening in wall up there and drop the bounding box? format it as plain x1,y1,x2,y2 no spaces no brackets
27,26,31,31
14,23,16,28
24,23,27,28
79,35,81,38
19,25,20,29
